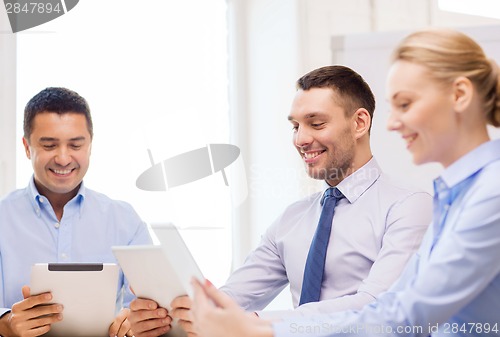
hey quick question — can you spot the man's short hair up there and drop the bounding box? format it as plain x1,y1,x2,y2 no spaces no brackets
297,65,376,132
24,87,93,140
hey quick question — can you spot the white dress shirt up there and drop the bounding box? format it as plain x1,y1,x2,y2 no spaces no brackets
221,158,432,316
273,139,500,337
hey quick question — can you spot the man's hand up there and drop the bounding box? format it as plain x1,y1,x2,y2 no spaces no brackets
1,286,63,337
109,308,134,337
170,295,196,336
129,298,172,337
191,278,273,337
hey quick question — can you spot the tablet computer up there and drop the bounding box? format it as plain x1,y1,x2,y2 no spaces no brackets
150,223,204,290
30,263,119,337
112,224,204,310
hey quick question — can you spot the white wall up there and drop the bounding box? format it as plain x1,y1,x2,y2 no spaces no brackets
301,0,500,72
229,0,310,268
0,9,16,198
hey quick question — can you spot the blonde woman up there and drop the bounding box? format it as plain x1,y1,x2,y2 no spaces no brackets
191,28,500,337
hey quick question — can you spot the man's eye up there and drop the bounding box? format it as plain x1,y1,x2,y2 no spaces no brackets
43,145,56,150
311,123,325,128
291,125,298,131
71,144,82,149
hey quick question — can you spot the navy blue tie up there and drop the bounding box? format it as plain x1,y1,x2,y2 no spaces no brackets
299,187,344,305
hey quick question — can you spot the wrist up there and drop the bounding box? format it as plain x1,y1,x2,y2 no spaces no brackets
255,322,274,337
0,311,14,337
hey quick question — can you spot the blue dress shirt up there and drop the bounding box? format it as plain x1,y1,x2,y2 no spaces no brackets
273,139,500,337
0,178,152,318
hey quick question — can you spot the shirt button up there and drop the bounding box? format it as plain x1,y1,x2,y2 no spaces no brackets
55,222,60,228
38,197,44,203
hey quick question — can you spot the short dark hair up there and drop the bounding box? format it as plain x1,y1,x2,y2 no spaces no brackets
24,87,93,140
297,65,376,132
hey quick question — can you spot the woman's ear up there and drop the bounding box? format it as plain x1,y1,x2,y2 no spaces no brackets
452,76,473,113
352,108,371,139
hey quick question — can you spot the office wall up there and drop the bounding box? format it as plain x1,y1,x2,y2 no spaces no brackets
228,0,307,268
0,9,16,198
301,0,500,72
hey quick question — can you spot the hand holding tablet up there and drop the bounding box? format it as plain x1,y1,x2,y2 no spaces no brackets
112,223,204,310
29,263,119,337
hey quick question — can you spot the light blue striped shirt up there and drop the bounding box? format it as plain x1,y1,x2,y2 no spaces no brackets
0,178,152,317
274,139,500,337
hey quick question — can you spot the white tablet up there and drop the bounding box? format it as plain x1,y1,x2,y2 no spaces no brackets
112,224,204,310
150,223,204,291
30,263,119,337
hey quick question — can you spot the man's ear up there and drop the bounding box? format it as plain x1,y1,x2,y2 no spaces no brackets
352,108,371,139
452,76,473,113
22,137,31,159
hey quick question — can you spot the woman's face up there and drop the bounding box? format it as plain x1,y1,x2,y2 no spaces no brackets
386,60,459,167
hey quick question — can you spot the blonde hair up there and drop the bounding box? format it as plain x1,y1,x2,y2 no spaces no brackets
391,28,500,127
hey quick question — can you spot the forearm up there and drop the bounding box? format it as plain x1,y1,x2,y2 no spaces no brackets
272,295,411,337
0,311,14,337
221,243,288,310
296,292,374,316
257,292,375,322
253,324,274,337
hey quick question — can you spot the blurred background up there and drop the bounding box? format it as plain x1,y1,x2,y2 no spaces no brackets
1,0,500,310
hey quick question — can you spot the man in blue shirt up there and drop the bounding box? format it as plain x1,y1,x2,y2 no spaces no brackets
0,87,155,337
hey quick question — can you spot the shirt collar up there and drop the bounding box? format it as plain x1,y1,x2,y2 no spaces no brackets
27,176,86,217
438,139,500,190
322,157,381,204
27,176,42,216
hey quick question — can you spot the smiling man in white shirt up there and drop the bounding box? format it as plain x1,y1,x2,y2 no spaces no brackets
128,65,432,337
